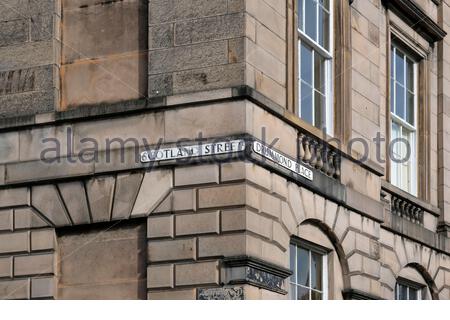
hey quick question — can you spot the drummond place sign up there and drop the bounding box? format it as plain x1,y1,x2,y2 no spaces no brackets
140,139,313,181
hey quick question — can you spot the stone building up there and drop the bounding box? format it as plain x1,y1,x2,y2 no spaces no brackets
0,0,449,300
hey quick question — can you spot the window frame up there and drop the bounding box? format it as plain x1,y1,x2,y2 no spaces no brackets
289,238,329,300
395,278,424,300
297,0,334,135
389,44,419,196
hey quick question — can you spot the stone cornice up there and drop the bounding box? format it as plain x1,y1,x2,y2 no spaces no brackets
382,0,446,43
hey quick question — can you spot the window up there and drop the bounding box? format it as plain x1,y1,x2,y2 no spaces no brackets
298,0,333,133
395,282,422,300
390,45,418,195
289,242,328,300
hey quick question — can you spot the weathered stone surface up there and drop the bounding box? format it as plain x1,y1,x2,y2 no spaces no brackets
198,234,246,258
172,62,244,94
85,175,115,223
175,261,219,286
31,229,55,251
174,13,244,45
176,211,220,236
58,222,147,299
149,0,228,24
58,181,90,225
149,73,173,97
131,169,173,216
147,264,174,289
164,101,246,142
14,254,54,276
174,164,219,186
0,187,28,208
148,288,196,300
0,19,28,48
31,14,53,42
0,279,29,299
198,184,246,209
111,172,143,220
0,257,11,278
31,277,54,299
149,23,174,49
0,209,12,231
148,238,196,262
31,185,71,226
0,232,28,254
147,215,173,239
149,41,228,74
14,207,48,229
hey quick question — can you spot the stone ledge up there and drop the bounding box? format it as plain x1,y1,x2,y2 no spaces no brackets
222,256,291,294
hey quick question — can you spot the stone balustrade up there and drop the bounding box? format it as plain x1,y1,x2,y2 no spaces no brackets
382,189,424,225
298,133,341,179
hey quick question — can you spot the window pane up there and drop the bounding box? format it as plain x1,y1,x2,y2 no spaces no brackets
391,123,400,186
395,83,405,119
311,290,322,300
318,8,330,50
406,58,415,92
398,284,408,300
311,251,323,290
297,247,310,287
298,0,304,31
406,91,415,125
300,43,313,85
298,286,310,300
301,82,313,124
289,244,296,283
391,47,395,78
305,0,317,40
314,91,325,129
409,288,418,300
395,50,405,85
390,78,395,113
314,51,325,92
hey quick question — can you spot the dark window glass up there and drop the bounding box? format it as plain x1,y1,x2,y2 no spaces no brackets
297,247,310,287
301,82,314,124
305,0,317,40
395,83,405,119
301,43,313,85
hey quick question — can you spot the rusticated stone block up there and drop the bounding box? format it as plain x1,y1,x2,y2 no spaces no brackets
0,257,12,278
148,288,196,300
149,0,227,24
174,13,244,45
31,277,54,299
149,41,228,75
31,229,55,251
14,254,54,276
0,19,28,48
147,215,174,239
176,211,220,236
148,238,196,262
174,164,219,186
147,264,174,289
175,261,219,286
198,184,246,209
0,279,29,299
198,234,246,258
0,232,28,254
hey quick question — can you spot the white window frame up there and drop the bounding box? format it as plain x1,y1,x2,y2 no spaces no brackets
289,241,328,300
297,0,334,135
390,45,418,196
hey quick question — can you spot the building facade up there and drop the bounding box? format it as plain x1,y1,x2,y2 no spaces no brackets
0,0,449,299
